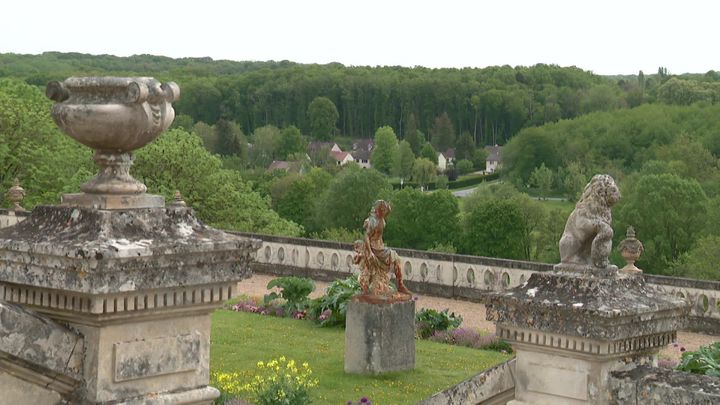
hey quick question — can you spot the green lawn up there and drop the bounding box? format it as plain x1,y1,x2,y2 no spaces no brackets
210,310,511,404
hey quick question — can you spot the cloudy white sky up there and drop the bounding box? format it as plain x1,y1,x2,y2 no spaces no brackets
2,0,717,75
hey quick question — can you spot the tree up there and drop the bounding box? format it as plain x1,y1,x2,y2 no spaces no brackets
617,173,708,274
529,163,553,199
384,188,460,250
393,140,415,179
461,199,526,259
171,113,194,130
430,112,456,151
215,119,248,158
0,78,92,208
420,142,438,162
134,128,302,236
561,161,587,201
472,148,488,170
669,235,720,280
412,158,437,188
274,168,332,233
370,126,399,175
250,125,281,167
455,132,476,161
278,125,307,160
307,96,338,140
315,166,391,231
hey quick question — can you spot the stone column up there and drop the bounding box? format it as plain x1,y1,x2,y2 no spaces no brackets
486,271,688,405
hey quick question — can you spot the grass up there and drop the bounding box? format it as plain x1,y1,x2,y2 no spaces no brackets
210,310,511,405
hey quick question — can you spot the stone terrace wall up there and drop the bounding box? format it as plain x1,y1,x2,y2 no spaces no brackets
232,232,720,335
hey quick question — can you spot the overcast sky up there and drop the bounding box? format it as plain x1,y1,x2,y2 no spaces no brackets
2,0,717,75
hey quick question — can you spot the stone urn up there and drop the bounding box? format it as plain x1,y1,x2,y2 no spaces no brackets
46,77,179,197
618,226,644,274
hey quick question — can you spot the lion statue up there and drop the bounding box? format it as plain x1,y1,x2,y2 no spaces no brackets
558,174,620,271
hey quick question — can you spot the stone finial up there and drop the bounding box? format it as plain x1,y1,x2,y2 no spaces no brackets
169,190,187,208
6,178,26,212
555,174,621,276
618,226,644,274
47,77,179,209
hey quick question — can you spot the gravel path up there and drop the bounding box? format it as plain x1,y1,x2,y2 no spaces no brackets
236,274,718,363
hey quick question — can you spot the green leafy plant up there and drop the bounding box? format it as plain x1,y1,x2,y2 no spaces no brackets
308,275,360,327
264,277,315,314
676,341,720,377
416,308,463,339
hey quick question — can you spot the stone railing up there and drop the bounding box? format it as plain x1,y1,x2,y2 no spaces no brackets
232,232,720,335
2,213,717,334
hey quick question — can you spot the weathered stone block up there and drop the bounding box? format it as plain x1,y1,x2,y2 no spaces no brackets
344,299,415,374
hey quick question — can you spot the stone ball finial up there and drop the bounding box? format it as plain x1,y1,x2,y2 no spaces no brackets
618,226,644,274
46,77,180,197
6,178,26,212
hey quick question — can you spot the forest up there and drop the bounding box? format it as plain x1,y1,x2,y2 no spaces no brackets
1,52,719,280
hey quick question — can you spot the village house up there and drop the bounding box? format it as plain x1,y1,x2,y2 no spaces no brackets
438,148,455,171
485,144,503,173
351,138,373,168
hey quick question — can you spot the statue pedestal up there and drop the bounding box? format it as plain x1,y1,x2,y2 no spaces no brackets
487,271,688,405
344,299,415,374
0,205,259,404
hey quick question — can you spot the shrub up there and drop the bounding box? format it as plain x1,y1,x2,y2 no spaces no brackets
415,308,462,338
264,277,315,314
676,341,720,377
308,275,361,327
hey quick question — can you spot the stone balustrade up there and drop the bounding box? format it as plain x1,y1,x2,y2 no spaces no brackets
2,211,717,334
232,232,720,335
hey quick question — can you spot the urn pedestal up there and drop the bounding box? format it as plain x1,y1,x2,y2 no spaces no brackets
0,205,259,404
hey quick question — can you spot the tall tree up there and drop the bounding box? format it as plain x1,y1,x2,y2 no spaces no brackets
412,158,437,188
462,199,526,259
406,129,424,156
393,140,415,179
529,163,553,199
385,188,460,250
277,125,307,160
307,96,339,140
316,166,391,231
215,119,248,157
455,132,476,161
430,112,456,152
134,128,302,236
420,142,438,162
617,173,708,274
370,126,399,174
250,125,281,167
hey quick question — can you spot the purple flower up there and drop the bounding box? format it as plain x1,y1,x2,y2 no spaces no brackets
359,397,371,404
680,347,686,352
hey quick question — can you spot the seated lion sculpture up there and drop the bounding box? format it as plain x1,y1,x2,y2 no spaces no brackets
558,174,620,271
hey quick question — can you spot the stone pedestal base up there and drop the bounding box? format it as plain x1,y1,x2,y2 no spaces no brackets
344,299,415,374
